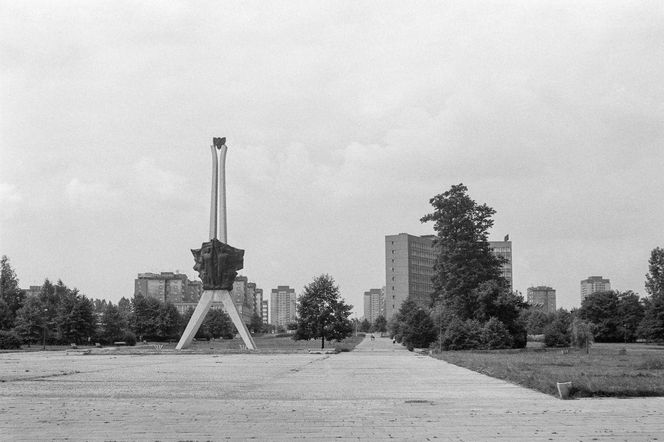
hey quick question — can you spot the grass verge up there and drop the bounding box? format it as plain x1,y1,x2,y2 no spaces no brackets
432,343,664,398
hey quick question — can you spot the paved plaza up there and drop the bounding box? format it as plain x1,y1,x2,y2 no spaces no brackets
1,336,663,441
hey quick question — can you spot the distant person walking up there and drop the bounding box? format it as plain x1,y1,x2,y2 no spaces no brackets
370,334,375,341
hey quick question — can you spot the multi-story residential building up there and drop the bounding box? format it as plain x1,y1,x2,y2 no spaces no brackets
363,288,385,324
249,284,264,320
22,285,42,298
385,233,514,319
385,233,437,320
261,300,269,325
526,286,556,314
488,236,513,291
580,276,611,303
270,285,297,327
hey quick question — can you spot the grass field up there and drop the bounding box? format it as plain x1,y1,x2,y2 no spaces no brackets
7,334,366,355
433,342,664,398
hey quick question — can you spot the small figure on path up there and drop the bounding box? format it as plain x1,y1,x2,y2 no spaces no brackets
371,334,375,341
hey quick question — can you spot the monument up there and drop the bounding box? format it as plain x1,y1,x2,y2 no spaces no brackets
176,137,257,350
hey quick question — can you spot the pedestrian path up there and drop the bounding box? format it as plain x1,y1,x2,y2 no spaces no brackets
0,337,662,440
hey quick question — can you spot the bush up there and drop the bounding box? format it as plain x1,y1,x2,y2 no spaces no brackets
482,318,512,349
441,319,484,350
0,330,22,349
543,322,570,347
122,331,137,346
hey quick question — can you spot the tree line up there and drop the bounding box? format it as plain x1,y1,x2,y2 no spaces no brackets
0,257,243,349
388,185,664,351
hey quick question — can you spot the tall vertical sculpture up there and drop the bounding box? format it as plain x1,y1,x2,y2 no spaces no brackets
176,138,256,350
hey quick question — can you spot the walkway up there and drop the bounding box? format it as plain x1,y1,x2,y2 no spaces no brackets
0,337,662,440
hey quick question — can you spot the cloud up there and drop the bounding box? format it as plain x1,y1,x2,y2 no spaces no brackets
131,157,190,203
66,178,121,210
0,182,22,221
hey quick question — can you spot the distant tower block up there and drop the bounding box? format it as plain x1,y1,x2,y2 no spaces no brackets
176,138,256,351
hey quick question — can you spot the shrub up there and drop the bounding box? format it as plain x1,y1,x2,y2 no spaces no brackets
482,318,512,349
570,318,594,351
122,331,137,346
543,321,570,347
0,330,22,349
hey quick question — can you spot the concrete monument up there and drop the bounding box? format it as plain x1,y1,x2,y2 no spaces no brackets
176,138,256,350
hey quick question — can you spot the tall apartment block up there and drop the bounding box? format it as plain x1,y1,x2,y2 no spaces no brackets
526,286,556,314
385,233,437,320
135,272,262,325
488,237,513,291
261,300,269,324
134,272,202,306
580,276,611,303
270,285,297,327
385,233,514,319
363,288,385,323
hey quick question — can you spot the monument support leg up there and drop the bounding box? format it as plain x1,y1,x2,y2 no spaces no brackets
216,290,256,350
175,291,215,350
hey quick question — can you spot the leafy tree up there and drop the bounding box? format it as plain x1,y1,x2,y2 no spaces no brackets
294,274,353,349
373,315,387,334
359,318,371,333
543,309,572,347
131,294,162,340
0,255,25,329
421,184,506,319
99,303,127,344
249,312,264,334
13,295,46,344
570,318,594,353
482,317,512,349
402,308,437,349
578,291,621,342
578,290,643,343
0,298,12,330
55,288,96,344
522,308,550,335
617,291,644,342
157,302,181,340
639,247,664,341
286,321,298,331
205,308,235,339
472,281,527,348
645,247,664,298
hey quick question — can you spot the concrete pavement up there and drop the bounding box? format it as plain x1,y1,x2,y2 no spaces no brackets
1,336,662,440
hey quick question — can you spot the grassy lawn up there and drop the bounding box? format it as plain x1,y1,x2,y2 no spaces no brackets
7,334,366,355
433,342,664,398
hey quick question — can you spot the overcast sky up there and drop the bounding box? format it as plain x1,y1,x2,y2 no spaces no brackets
1,1,663,314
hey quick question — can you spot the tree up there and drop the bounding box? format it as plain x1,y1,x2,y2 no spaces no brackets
55,288,96,344
0,255,25,329
294,274,353,349
373,315,387,334
645,247,664,298
359,318,371,333
204,308,235,339
401,308,437,349
131,294,162,340
99,303,127,344
421,184,506,319
578,291,621,342
543,309,572,347
249,312,264,334
522,308,550,335
640,247,664,341
617,291,644,342
13,295,46,344
570,318,594,353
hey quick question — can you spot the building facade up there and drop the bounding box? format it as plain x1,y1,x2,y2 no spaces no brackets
270,285,297,327
526,286,556,314
135,272,263,323
488,238,513,291
580,276,611,303
385,233,514,319
385,233,437,320
363,288,385,324
261,300,269,325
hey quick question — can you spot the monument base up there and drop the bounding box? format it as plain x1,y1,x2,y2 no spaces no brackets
176,290,256,350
